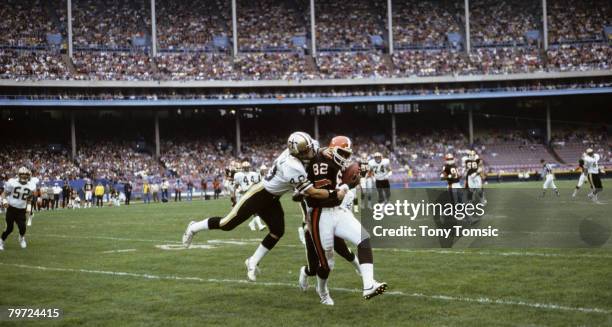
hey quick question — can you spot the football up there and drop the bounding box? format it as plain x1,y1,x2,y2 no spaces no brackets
341,162,361,188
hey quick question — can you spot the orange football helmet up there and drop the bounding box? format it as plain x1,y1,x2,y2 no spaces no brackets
329,136,353,167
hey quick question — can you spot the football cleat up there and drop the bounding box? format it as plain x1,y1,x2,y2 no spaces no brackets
258,225,267,231
298,266,309,291
18,236,27,249
27,215,32,227
363,281,388,300
182,221,196,248
248,220,257,231
316,286,334,306
0,239,4,251
245,258,260,282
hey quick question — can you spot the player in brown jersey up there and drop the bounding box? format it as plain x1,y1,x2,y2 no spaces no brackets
300,136,387,305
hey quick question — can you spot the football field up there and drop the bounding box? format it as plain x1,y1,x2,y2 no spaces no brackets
1,181,611,326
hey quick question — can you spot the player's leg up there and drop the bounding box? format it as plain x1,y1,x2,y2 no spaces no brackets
333,207,387,299
375,181,385,204
299,226,320,291
383,180,391,203
591,174,603,202
333,236,360,274
573,173,586,197
245,196,285,281
311,207,335,305
541,176,551,197
1,207,18,250
184,184,265,244
14,208,27,248
551,178,559,196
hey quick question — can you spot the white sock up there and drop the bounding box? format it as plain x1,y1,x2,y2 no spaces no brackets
249,244,269,267
317,276,329,294
190,219,210,233
254,216,264,228
360,263,374,290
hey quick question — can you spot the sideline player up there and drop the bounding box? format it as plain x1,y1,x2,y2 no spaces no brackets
540,159,560,198
464,150,486,204
182,132,347,281
83,178,94,208
302,136,387,305
583,148,603,203
1,167,36,250
572,157,591,198
369,152,392,203
441,154,463,203
357,154,373,210
233,161,266,231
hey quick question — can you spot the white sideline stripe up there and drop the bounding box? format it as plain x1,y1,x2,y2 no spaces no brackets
101,249,137,254
0,263,609,315
39,234,612,259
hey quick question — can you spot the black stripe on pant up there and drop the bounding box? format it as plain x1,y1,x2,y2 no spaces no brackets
2,206,27,241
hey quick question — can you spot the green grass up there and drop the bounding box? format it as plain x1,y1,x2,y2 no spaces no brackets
0,181,611,326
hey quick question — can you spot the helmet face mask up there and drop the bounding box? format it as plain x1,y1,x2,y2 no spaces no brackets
374,152,382,163
18,167,31,184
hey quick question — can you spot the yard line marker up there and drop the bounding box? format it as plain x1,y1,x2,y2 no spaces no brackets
37,234,612,259
101,249,137,254
0,262,609,315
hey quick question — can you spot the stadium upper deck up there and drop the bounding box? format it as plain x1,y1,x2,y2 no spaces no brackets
0,0,609,84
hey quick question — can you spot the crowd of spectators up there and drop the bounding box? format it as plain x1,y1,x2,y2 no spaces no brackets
0,49,70,81
2,127,608,186
315,0,385,50
546,43,611,72
156,0,230,51
72,0,147,49
316,51,389,79
72,51,153,81
392,0,462,49
548,0,611,44
238,0,305,52
0,0,610,81
470,0,540,46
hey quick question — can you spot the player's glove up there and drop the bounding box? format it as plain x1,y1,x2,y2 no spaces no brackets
292,192,304,202
1,198,8,208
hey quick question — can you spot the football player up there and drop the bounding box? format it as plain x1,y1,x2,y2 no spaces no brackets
583,148,603,203
441,154,463,203
224,164,237,207
182,132,348,281
368,152,392,204
540,159,560,198
301,136,387,305
83,178,94,208
357,153,373,210
234,161,266,231
464,150,486,204
572,157,591,198
1,167,36,250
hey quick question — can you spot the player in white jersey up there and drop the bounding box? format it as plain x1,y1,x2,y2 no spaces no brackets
357,154,374,210
234,161,266,231
583,148,603,203
182,132,348,281
0,167,36,250
368,152,392,203
572,158,591,198
540,160,559,198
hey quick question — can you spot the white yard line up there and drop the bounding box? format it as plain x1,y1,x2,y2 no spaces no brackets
38,234,612,259
0,262,609,315
101,249,137,254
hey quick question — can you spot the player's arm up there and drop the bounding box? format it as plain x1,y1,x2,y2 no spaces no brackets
303,185,346,201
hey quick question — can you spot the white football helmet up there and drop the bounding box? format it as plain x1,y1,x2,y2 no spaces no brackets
287,132,318,162
18,167,31,184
